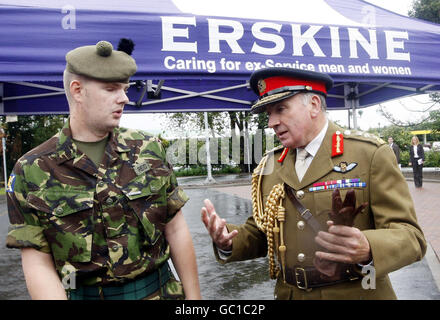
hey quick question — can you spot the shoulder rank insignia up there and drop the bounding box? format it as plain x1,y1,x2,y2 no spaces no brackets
333,161,357,173
331,131,344,157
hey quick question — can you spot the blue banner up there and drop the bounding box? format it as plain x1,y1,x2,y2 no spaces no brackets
1,0,439,114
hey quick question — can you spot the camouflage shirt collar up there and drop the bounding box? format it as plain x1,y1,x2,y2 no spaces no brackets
54,119,130,164
110,127,132,153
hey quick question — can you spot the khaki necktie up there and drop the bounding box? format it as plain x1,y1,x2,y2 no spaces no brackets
295,148,310,182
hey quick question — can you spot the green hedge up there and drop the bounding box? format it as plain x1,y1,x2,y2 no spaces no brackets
174,165,241,177
400,151,410,167
399,150,440,167
425,151,440,167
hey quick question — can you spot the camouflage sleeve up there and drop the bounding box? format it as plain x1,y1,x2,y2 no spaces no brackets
5,164,50,253
166,168,189,220
157,140,189,222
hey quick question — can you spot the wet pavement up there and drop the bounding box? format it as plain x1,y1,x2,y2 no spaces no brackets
0,186,273,300
0,209,29,300
1,174,439,300
181,188,274,300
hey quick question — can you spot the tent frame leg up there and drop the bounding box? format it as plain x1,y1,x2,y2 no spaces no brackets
344,83,360,130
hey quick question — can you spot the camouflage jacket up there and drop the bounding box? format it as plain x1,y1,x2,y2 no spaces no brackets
6,120,188,286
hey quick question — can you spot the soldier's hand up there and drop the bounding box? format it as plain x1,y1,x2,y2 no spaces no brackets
201,199,238,251
314,221,372,264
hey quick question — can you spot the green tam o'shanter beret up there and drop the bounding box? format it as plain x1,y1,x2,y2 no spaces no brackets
66,40,137,83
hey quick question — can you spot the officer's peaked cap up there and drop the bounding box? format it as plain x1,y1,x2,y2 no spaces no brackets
249,67,333,114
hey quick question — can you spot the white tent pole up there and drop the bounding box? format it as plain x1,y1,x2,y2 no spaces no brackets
353,84,359,130
344,84,351,129
204,112,215,184
2,135,7,188
352,99,357,130
344,83,360,130
243,113,251,173
0,85,6,188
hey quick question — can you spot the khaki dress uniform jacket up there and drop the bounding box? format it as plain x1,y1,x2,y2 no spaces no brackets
216,121,426,300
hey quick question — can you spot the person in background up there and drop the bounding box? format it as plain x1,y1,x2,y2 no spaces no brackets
388,137,401,168
5,39,201,300
409,135,425,189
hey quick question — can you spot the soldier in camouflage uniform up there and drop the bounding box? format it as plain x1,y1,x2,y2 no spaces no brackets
6,40,201,300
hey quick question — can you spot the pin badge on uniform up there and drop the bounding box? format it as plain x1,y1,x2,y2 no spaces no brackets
127,190,142,197
333,161,357,173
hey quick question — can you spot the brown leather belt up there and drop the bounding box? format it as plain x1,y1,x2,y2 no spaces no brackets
284,265,360,290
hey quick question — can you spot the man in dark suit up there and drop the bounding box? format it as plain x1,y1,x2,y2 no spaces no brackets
388,137,400,167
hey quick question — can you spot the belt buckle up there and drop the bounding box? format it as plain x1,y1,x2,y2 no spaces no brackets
294,267,308,290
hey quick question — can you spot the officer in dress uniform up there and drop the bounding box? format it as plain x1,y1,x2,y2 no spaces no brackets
6,40,201,300
201,67,426,299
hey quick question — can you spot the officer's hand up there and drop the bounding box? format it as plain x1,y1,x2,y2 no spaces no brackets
201,199,238,251
314,221,372,264
314,189,371,265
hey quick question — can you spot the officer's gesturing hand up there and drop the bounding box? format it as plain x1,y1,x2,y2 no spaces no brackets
201,199,238,251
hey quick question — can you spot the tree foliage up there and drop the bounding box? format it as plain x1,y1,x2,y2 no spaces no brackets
408,0,440,23
404,0,440,133
1,115,66,175
378,126,413,150
165,112,230,137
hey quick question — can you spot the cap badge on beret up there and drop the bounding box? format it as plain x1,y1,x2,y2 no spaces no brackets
257,79,266,94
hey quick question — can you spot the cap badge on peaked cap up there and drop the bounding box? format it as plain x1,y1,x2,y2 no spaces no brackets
257,79,266,94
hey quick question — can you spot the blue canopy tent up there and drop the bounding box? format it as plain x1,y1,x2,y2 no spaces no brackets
1,0,440,122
